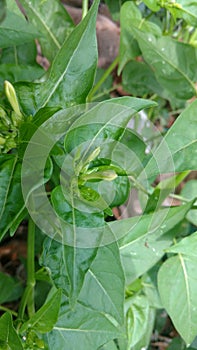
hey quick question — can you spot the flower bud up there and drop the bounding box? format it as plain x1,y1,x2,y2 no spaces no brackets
4,80,23,119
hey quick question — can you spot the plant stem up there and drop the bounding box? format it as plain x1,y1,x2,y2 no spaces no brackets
82,0,89,19
18,217,35,322
0,306,18,317
87,56,119,102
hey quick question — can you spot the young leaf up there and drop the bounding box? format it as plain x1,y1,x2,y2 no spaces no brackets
0,10,39,48
15,0,100,115
158,255,197,346
0,313,23,350
20,289,62,334
18,0,74,61
46,301,125,350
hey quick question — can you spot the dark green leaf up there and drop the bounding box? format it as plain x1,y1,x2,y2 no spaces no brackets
0,313,23,350
18,0,74,61
0,42,39,65
158,254,197,345
15,0,100,115
0,10,39,48
20,289,62,334
0,154,25,241
0,272,23,304
0,0,6,23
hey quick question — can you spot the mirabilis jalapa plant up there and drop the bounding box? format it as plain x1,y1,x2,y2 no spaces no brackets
0,0,197,349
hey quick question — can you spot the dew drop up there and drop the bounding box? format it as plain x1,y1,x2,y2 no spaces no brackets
161,47,165,51
148,37,152,42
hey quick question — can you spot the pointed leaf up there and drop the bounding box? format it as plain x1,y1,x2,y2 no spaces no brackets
15,0,100,115
46,301,125,350
20,289,62,334
78,242,125,324
167,231,197,257
0,313,23,350
0,10,39,48
158,255,197,345
18,0,74,61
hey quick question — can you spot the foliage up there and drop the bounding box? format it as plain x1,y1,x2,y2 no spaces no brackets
0,0,197,349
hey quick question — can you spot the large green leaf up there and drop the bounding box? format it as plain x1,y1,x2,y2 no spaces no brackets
0,313,23,350
20,289,62,334
15,0,100,115
46,301,125,350
110,203,192,284
18,0,74,61
0,10,39,48
132,28,197,100
158,254,197,345
0,154,25,241
141,99,197,180
78,242,125,324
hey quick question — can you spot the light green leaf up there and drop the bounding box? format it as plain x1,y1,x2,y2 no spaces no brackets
0,10,39,48
167,231,197,257
0,313,23,350
20,289,62,334
143,0,160,11
18,0,74,61
46,301,125,350
78,242,125,325
142,99,197,180
112,203,192,284
158,254,197,345
126,294,150,347
132,28,197,100
130,307,155,350
164,0,197,26
15,0,100,115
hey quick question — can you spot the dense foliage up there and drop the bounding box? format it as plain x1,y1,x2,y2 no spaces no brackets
0,0,197,349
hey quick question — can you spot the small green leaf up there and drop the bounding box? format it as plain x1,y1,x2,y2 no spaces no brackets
20,289,62,334
0,313,23,350
167,231,197,257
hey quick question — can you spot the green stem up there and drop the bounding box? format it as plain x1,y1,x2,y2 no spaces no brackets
0,306,18,317
87,56,119,102
18,217,35,322
82,0,89,19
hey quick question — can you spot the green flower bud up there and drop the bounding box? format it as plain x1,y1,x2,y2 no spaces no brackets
81,169,118,182
4,80,23,119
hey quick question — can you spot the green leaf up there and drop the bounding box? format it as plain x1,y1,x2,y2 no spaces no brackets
142,264,162,308
0,63,44,91
112,203,192,284
104,0,125,21
142,99,197,179
15,0,100,115
0,10,39,48
0,0,6,23
0,272,23,304
20,289,62,334
158,254,197,345
164,0,197,26
0,154,25,241
181,180,197,226
78,242,125,325
18,0,74,61
132,28,197,100
145,171,190,213
130,307,155,350
166,231,197,257
0,313,23,350
46,301,125,350
143,0,160,11
122,61,164,97
126,294,150,347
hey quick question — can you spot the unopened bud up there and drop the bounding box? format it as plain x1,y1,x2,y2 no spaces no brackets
4,81,23,118
81,169,118,182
